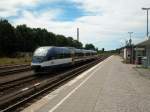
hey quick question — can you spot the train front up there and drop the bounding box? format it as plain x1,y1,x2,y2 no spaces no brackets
31,47,50,73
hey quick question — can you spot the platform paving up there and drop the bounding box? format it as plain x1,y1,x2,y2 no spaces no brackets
22,56,150,112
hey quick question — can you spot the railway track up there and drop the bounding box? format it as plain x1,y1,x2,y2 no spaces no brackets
0,56,107,112
0,75,36,92
0,69,68,93
0,64,31,76
0,61,91,91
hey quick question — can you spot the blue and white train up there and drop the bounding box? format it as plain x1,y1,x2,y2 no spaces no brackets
31,46,97,73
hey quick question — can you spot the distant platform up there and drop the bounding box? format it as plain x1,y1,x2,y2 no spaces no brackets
22,55,150,112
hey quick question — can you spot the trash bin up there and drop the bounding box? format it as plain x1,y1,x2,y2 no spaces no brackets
142,57,147,67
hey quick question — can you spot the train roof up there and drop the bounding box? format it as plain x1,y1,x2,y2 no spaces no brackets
34,46,97,55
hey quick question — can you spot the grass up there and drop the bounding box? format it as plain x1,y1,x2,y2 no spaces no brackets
0,57,32,65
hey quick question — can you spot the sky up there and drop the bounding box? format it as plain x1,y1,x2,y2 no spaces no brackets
0,0,150,50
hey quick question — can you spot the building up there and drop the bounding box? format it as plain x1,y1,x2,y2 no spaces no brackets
134,39,150,67
124,46,133,63
119,45,134,64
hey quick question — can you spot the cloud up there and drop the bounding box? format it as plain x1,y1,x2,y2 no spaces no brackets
0,0,38,17
1,0,150,50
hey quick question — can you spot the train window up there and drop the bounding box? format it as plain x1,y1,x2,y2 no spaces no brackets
63,48,72,58
55,53,63,59
46,47,72,59
64,52,71,58
58,53,64,59
34,47,49,56
64,53,68,58
54,48,64,59
46,48,56,60
47,55,55,60
74,49,82,57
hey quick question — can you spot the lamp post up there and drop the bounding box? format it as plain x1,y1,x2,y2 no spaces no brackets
128,32,133,63
142,8,150,39
128,32,133,46
77,28,79,41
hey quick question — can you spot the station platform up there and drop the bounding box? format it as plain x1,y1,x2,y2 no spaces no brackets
22,55,150,112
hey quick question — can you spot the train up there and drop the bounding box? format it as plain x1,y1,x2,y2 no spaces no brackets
31,46,97,73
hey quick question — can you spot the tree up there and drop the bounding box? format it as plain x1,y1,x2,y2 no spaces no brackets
102,48,105,52
0,19,97,57
66,37,74,47
15,25,35,52
85,44,95,50
95,47,99,51
0,19,16,56
56,35,68,46
72,40,82,48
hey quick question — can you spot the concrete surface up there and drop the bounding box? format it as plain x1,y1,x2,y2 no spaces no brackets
134,66,150,78
22,55,150,112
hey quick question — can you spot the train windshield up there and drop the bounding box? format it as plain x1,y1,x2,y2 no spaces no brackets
33,47,49,56
32,47,49,63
